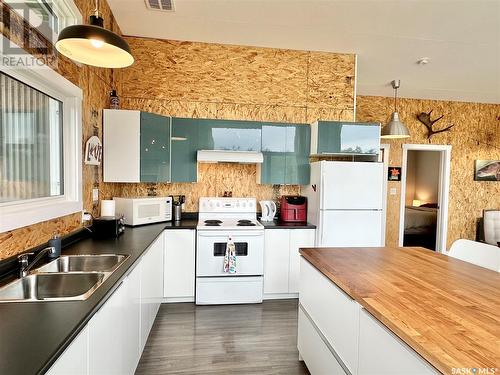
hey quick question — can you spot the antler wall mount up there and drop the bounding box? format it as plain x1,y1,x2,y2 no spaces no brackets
416,110,454,139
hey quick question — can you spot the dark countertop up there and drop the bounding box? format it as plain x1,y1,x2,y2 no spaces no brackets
162,218,198,229
0,222,170,375
258,219,316,229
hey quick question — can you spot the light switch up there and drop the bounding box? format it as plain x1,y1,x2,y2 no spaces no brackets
92,188,99,202
389,188,397,195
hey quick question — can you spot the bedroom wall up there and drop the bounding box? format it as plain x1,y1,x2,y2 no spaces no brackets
357,96,500,248
413,151,440,204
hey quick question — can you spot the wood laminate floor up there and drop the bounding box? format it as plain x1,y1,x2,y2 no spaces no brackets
136,299,310,375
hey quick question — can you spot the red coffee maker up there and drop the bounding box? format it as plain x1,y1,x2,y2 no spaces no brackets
280,196,307,223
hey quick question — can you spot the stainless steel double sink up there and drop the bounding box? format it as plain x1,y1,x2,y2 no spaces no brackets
0,254,128,303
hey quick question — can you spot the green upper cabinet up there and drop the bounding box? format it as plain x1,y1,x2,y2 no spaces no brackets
285,124,310,185
258,123,310,185
311,121,380,156
198,119,262,151
259,123,287,184
171,118,199,183
140,112,171,182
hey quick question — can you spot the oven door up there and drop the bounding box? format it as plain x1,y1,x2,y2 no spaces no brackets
196,230,264,276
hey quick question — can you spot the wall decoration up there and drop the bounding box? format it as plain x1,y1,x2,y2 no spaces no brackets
388,167,402,181
84,136,103,165
416,110,454,139
474,160,500,181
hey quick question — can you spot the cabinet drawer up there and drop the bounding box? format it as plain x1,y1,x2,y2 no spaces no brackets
299,257,359,373
298,307,347,375
358,309,437,375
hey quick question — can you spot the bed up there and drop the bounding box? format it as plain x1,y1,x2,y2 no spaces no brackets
404,205,438,250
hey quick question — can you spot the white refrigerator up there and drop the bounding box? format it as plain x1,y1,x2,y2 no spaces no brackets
303,161,384,247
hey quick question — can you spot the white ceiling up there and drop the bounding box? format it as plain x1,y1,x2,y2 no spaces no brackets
108,0,500,104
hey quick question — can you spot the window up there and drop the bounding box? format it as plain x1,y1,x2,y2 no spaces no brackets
1,72,64,203
4,0,81,42
0,34,82,232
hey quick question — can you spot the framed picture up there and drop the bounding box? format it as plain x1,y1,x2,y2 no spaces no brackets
84,136,103,165
388,167,401,181
474,160,500,181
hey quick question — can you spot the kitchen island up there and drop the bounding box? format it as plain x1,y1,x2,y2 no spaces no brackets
298,246,500,375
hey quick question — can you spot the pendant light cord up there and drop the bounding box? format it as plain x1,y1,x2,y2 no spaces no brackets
394,86,398,112
94,0,100,17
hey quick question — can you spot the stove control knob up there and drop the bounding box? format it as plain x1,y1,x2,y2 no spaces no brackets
242,202,247,208
248,201,254,207
235,202,240,207
209,201,214,208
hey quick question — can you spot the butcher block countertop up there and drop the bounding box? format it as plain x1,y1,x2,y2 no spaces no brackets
299,246,500,374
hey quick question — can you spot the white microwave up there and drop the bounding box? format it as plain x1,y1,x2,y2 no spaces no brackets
114,197,172,226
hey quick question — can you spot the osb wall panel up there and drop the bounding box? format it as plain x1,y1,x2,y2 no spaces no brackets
0,0,119,260
357,96,500,249
105,38,356,211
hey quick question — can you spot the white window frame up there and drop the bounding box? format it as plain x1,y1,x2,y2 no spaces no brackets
0,34,83,232
4,0,82,43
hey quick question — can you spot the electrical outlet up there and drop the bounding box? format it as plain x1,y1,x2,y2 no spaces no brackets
92,188,99,202
389,188,397,195
82,211,92,222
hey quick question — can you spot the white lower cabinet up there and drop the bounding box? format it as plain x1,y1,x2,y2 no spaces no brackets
46,326,89,375
298,258,438,375
358,309,436,375
299,257,359,373
140,233,164,350
264,228,315,298
47,232,165,375
163,229,195,302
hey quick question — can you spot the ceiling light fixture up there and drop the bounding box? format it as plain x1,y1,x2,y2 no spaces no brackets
380,79,411,139
56,0,134,68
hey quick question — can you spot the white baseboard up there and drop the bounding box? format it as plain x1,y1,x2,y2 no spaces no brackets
263,293,299,300
162,296,195,303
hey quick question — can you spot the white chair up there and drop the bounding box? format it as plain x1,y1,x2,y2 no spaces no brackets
448,239,500,272
483,209,500,246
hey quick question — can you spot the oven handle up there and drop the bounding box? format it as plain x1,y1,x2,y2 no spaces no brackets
197,231,264,237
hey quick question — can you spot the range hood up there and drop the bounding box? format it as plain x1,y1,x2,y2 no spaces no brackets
197,150,264,164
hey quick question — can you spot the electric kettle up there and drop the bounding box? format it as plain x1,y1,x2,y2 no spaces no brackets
259,200,277,222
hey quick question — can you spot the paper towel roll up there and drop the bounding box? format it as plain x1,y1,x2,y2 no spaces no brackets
101,200,116,217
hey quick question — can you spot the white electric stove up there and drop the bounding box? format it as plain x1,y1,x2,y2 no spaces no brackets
196,197,264,305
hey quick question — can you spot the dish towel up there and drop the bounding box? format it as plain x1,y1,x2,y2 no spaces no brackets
223,238,237,274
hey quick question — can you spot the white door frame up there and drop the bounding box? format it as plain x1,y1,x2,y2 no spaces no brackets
380,144,390,246
399,144,452,253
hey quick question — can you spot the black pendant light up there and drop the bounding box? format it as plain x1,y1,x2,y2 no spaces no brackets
56,0,134,68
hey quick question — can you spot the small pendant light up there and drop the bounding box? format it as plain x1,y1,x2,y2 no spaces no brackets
380,80,410,139
56,0,134,68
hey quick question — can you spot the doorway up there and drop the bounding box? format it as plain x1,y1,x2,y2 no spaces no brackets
399,144,451,253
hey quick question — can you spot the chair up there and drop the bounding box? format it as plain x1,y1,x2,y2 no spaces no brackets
448,239,500,272
483,209,500,246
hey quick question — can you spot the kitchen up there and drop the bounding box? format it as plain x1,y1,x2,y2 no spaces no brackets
0,1,499,375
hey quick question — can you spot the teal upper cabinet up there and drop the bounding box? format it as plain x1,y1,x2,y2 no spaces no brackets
259,123,287,184
103,109,171,183
198,119,262,151
285,124,310,185
171,118,199,183
140,112,171,182
310,121,380,156
258,123,310,185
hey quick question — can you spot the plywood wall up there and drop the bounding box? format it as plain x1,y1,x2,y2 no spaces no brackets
103,37,356,211
356,96,500,248
0,0,120,260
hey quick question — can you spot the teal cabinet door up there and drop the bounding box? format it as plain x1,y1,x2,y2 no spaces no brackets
198,119,262,151
171,118,199,183
260,123,287,184
317,121,380,155
285,124,310,185
140,112,170,182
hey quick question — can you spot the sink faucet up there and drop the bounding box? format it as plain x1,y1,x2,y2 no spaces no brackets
18,247,57,278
